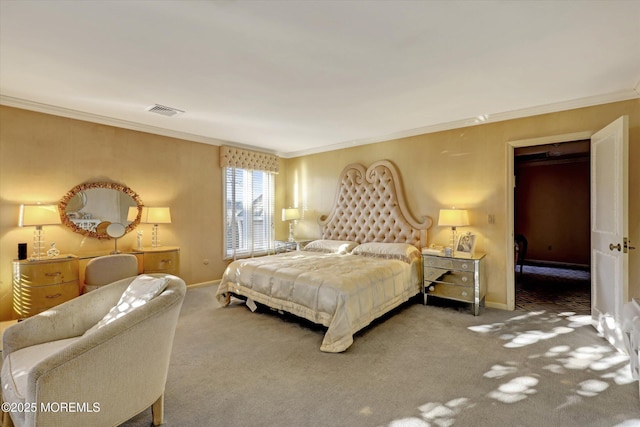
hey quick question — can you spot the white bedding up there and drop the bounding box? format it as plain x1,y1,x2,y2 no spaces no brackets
216,250,422,352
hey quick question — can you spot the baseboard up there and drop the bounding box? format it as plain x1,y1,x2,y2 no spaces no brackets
187,279,219,289
485,301,508,310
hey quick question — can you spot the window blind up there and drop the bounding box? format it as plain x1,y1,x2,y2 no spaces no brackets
222,147,276,259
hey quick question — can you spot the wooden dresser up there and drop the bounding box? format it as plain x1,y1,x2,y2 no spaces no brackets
12,256,80,318
11,246,180,319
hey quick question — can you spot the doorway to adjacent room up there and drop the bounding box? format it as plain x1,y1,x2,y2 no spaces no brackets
513,140,591,314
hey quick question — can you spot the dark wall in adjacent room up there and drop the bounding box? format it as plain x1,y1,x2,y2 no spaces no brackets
515,146,590,266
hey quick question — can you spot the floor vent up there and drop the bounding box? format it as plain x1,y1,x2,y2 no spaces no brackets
146,104,184,117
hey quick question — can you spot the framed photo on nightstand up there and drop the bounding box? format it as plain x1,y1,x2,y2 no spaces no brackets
455,232,476,258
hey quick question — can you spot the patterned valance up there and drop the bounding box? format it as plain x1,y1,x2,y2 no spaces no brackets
220,146,279,173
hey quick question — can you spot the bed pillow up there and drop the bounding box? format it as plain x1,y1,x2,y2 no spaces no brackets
84,275,170,335
303,239,359,254
351,242,421,264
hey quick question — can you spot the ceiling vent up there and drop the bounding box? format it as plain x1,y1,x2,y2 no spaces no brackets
146,104,184,117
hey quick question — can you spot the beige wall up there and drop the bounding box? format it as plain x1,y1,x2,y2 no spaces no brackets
1,99,638,320
285,99,640,309
0,106,290,320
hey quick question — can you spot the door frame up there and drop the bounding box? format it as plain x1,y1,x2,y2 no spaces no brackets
506,131,593,310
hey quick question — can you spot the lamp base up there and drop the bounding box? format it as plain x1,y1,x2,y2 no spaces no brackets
449,227,457,251
287,223,295,242
151,224,161,247
31,226,45,260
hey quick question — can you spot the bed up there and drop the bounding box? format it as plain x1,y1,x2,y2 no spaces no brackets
216,160,432,352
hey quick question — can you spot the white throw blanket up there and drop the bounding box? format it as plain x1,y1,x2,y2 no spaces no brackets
216,251,421,352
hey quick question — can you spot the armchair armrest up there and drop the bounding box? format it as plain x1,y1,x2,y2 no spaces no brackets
2,277,136,358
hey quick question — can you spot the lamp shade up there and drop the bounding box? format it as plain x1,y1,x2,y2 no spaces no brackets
141,207,172,224
438,209,469,227
19,204,62,227
282,208,301,221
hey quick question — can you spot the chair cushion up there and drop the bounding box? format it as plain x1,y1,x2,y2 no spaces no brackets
84,254,139,289
1,337,81,404
84,275,169,335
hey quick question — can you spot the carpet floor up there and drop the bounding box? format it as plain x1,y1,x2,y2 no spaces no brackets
120,285,639,427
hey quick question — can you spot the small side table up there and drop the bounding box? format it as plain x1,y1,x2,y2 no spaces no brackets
275,240,298,253
422,252,486,315
275,239,314,253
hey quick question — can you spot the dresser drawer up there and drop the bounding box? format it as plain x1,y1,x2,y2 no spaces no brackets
423,256,475,272
426,282,474,303
143,250,180,274
15,260,79,285
13,281,79,317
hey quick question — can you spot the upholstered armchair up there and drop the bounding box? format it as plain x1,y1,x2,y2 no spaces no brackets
1,274,186,427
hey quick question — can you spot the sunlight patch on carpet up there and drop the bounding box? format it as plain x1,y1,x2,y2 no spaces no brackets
468,311,594,349
487,376,538,403
388,417,429,427
384,310,636,427
483,364,518,379
577,379,609,396
613,420,640,426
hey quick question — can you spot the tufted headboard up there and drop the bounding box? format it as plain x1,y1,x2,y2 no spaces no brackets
318,160,432,248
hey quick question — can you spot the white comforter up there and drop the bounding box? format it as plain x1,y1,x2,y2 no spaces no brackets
216,251,421,352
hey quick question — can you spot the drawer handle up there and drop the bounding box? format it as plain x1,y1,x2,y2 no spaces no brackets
45,272,62,276
462,276,468,282
461,264,469,269
461,291,468,297
160,259,173,264
45,293,63,299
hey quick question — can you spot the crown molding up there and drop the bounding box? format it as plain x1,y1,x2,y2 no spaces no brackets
2,89,638,160
0,95,229,145
283,89,639,158
0,95,286,157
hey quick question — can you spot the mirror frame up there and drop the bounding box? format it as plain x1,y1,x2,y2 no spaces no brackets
58,182,144,240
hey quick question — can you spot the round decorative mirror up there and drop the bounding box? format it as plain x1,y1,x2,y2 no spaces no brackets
58,182,144,239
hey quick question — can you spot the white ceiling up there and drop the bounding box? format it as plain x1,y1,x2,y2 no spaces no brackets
1,1,639,158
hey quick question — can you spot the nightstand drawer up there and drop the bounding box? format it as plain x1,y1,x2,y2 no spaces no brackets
423,256,475,272
424,267,447,282
426,283,474,303
425,268,474,286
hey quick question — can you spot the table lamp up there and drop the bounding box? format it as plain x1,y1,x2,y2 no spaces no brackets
438,208,469,249
19,204,62,259
282,208,301,242
141,207,172,247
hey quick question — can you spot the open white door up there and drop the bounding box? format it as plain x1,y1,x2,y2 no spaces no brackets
591,115,629,351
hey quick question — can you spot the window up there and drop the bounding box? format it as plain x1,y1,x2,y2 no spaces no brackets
223,167,275,259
